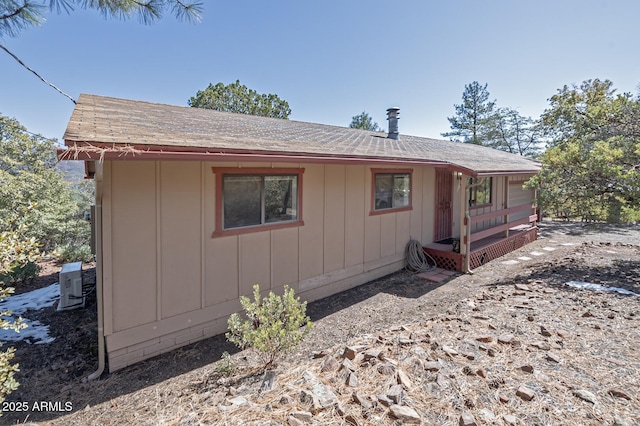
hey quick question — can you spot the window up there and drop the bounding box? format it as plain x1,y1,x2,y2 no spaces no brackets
371,169,412,215
212,168,304,236
468,177,492,207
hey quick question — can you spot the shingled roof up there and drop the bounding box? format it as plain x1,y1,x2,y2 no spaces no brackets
62,94,540,175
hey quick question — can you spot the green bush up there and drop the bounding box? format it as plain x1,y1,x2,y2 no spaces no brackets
55,244,93,263
0,223,38,411
0,259,40,286
226,284,312,370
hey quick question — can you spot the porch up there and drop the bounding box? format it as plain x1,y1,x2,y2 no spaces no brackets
424,203,539,272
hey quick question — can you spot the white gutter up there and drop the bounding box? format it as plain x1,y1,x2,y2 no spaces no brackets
88,161,105,380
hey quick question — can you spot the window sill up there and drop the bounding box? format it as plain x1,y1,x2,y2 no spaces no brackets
369,206,413,216
212,220,305,238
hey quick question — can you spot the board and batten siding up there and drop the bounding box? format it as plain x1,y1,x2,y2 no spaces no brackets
101,161,435,371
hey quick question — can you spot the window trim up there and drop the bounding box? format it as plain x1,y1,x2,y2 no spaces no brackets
468,176,493,209
211,167,305,237
369,168,413,216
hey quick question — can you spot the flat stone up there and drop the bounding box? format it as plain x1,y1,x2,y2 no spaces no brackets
459,412,477,426
387,384,404,404
573,389,597,404
546,352,561,363
344,414,360,426
287,416,304,426
499,394,510,403
312,383,339,409
461,350,475,360
515,284,531,291
436,373,448,388
503,414,517,425
479,409,495,422
389,405,421,423
340,358,357,372
320,356,339,372
520,364,534,373
424,361,441,371
475,335,493,343
290,411,313,423
352,392,372,409
614,416,631,426
498,333,515,344
377,362,396,375
312,350,329,359
343,347,357,360
346,372,358,387
226,396,248,407
397,369,413,390
608,388,632,400
530,341,551,351
540,326,552,337
363,348,382,360
301,370,320,386
377,394,393,406
516,385,535,401
476,368,487,378
279,394,295,405
443,345,459,355
556,329,569,338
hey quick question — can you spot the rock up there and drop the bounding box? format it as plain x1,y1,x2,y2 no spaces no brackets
476,368,487,378
436,373,448,388
320,356,339,372
582,310,594,317
352,392,372,409
301,370,320,386
498,333,515,344
516,385,535,401
399,337,413,345
608,388,632,400
279,394,295,405
377,363,396,375
443,345,459,355
614,415,631,426
389,405,421,423
530,341,551,351
461,350,475,360
459,412,477,426
397,369,413,390
312,350,329,359
546,352,561,363
479,409,495,422
573,389,597,404
287,416,303,426
540,326,552,337
520,364,534,373
346,372,358,387
290,411,313,423
424,361,441,371
503,414,517,425
343,347,357,360
261,370,277,392
377,394,393,407
515,283,530,291
363,348,382,360
341,358,357,372
344,414,360,426
475,335,493,343
499,394,510,403
387,384,404,404
226,396,248,407
556,329,569,338
312,383,339,410
487,348,496,357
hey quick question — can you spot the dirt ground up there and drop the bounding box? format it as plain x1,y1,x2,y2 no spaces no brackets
2,221,639,425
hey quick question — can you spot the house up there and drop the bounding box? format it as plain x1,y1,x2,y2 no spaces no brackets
59,94,540,373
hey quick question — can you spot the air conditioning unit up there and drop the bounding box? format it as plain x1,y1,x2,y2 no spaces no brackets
57,262,84,311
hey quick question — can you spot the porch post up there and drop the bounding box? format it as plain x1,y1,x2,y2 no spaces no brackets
503,176,510,238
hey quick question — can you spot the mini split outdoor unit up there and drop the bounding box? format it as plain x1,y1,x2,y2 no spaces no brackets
57,262,85,311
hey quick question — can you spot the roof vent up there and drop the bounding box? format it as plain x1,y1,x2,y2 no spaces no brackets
386,107,400,140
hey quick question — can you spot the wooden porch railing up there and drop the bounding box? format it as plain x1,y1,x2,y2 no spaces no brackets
464,204,536,245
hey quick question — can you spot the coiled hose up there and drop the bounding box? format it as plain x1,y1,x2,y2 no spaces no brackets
405,239,437,272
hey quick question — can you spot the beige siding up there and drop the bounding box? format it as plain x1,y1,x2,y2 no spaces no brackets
101,161,439,371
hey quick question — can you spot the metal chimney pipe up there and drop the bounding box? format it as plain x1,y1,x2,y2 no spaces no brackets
386,107,400,140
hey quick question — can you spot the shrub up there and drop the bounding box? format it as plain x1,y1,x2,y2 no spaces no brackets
226,285,312,370
55,244,93,263
215,351,237,377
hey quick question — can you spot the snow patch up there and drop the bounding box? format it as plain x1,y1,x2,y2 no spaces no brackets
0,283,60,344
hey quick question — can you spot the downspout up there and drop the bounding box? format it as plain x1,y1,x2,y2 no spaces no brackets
88,162,105,380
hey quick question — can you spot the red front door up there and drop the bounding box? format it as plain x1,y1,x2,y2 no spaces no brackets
435,170,453,242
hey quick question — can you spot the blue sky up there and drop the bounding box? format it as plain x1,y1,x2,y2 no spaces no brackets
2,1,639,143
